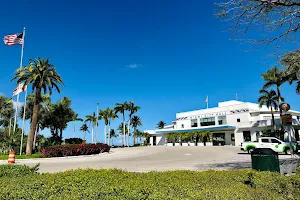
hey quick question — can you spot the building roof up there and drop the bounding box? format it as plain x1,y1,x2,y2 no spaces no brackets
154,125,236,134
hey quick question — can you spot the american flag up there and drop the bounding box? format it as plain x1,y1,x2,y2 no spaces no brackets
3,33,23,46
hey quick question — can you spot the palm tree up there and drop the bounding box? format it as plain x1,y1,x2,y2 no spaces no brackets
11,58,63,155
258,89,284,130
0,96,14,126
0,96,14,132
157,121,166,129
261,66,285,102
80,123,89,141
281,49,300,94
99,108,110,144
117,122,129,146
127,101,140,146
19,94,51,149
107,108,118,146
115,102,130,146
85,112,97,143
109,129,118,146
72,113,83,138
131,116,142,146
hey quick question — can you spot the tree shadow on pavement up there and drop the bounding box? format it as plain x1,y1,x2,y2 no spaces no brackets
195,161,252,171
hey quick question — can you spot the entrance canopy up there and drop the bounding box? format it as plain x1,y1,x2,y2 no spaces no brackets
155,125,236,134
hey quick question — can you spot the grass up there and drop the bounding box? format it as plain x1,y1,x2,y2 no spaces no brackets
0,153,44,160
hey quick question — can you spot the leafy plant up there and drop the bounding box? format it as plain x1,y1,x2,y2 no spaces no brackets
41,143,110,158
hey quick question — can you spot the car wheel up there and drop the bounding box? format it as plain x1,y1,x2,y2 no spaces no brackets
248,147,255,154
285,148,291,155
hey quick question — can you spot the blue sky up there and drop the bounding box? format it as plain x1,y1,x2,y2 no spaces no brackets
0,0,299,145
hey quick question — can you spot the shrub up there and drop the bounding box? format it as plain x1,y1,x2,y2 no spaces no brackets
0,168,299,199
0,164,39,177
64,138,84,144
41,143,110,158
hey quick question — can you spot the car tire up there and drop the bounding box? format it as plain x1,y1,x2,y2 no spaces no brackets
285,148,291,155
248,147,255,154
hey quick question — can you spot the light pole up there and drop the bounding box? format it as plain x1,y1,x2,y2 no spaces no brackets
96,103,99,144
8,116,14,136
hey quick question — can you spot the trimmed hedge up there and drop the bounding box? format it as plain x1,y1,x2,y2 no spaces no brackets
0,153,44,160
64,138,84,144
41,143,110,158
0,165,299,199
0,164,39,178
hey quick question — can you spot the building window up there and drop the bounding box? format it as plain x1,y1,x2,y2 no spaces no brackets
237,118,241,123
181,124,184,128
218,116,227,125
200,117,215,126
191,119,198,127
243,131,251,142
231,134,235,141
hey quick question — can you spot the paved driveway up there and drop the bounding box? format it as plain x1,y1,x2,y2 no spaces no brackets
0,146,294,173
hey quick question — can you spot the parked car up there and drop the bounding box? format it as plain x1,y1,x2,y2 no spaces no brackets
240,137,299,154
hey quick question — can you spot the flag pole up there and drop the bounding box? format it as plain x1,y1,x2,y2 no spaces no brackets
206,97,208,109
20,27,26,69
13,93,19,134
20,88,27,155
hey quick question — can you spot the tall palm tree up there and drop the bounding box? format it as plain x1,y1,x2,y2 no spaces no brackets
261,66,285,102
99,108,110,144
80,123,89,141
157,121,166,129
115,102,129,146
19,94,51,150
0,96,14,131
0,96,14,125
72,113,83,138
117,123,129,145
110,129,118,146
281,49,300,94
85,112,97,143
131,116,142,146
127,101,140,146
11,58,63,155
258,89,284,130
107,108,118,146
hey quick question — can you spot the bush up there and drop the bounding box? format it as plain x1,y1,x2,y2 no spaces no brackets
0,164,39,177
0,168,299,199
41,143,110,158
64,138,84,144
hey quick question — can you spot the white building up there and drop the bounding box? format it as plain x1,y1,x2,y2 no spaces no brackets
145,100,300,147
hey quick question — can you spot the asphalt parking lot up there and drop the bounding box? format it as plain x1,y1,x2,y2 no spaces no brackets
0,146,295,173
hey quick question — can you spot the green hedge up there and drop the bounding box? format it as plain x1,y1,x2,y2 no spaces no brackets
0,165,299,199
0,164,39,178
0,153,44,160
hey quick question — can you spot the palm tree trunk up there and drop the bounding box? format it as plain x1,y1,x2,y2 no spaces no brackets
73,120,76,138
84,131,86,141
271,106,276,130
123,114,126,147
26,89,40,156
59,129,63,144
33,124,38,151
127,120,130,147
134,127,137,146
277,86,282,103
104,124,107,144
108,122,111,146
91,125,94,143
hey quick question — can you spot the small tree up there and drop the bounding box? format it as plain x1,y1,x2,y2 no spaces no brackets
215,0,300,48
157,121,166,129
